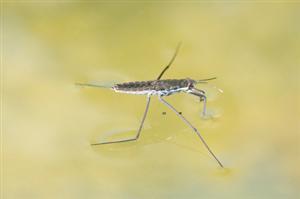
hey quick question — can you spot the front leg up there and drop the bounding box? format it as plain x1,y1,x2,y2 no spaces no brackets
187,88,207,116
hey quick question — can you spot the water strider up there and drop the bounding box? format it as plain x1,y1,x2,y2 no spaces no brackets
77,43,224,168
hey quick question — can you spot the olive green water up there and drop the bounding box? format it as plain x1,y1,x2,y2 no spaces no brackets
3,2,300,199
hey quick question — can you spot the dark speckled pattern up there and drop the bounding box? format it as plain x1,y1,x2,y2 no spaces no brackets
113,78,196,92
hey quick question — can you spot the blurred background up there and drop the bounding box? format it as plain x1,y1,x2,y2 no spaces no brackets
3,1,300,199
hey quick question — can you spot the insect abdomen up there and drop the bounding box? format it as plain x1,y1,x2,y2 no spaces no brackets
112,81,156,94
112,79,193,95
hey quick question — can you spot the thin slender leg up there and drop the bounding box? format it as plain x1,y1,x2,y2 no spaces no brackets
158,96,224,168
75,82,111,89
188,88,207,116
202,96,207,116
187,88,207,116
91,95,151,145
157,42,182,80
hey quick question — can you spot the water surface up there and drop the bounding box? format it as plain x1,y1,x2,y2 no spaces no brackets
4,2,300,199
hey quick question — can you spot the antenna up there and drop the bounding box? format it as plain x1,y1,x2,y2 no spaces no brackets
196,77,217,83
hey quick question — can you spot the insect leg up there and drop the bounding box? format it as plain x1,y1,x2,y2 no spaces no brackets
75,82,112,89
188,88,207,116
91,95,151,145
157,42,182,80
158,95,224,168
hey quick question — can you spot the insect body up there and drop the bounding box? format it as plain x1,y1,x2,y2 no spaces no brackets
113,78,195,96
77,43,224,168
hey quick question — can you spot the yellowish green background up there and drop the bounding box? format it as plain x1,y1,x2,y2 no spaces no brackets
3,1,300,199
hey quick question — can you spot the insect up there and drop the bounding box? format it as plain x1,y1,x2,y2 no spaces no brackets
77,43,224,168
